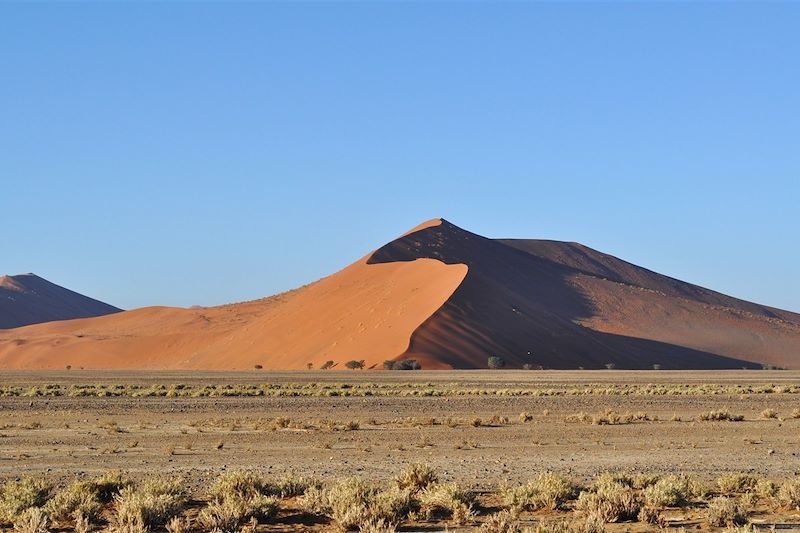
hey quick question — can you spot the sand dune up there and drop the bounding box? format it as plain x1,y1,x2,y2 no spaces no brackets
0,274,121,330
1,219,798,369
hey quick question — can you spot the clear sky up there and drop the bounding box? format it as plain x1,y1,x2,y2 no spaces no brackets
2,2,798,312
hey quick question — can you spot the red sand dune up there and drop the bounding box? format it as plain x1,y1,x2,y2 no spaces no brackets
0,274,121,330
1,219,798,369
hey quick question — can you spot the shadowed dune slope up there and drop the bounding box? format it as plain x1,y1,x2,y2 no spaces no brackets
368,220,800,370
0,274,121,329
1,218,798,369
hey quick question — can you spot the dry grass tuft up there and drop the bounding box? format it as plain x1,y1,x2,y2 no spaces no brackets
11,507,50,533
717,474,758,495
394,464,438,494
480,509,519,532
111,478,186,532
501,472,577,512
200,471,279,532
698,410,744,422
575,476,640,523
643,475,693,507
778,479,800,510
299,477,415,530
706,496,748,526
0,478,51,525
419,482,476,524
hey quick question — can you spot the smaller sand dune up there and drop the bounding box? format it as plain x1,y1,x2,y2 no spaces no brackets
0,274,121,330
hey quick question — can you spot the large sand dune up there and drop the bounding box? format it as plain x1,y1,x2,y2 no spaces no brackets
1,219,798,369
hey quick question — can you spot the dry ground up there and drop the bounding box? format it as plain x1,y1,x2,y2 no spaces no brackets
1,370,800,531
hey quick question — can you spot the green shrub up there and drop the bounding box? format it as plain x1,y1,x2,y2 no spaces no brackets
487,356,505,369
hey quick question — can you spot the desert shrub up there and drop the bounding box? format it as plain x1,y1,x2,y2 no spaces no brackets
198,495,278,533
0,478,51,524
519,412,534,423
384,359,421,370
299,478,415,530
706,496,748,526
755,479,777,500
791,408,800,419
643,475,693,507
568,511,607,533
481,509,520,532
321,361,335,370
11,507,50,533
394,464,438,493
631,474,660,490
201,471,279,531
778,479,800,509
358,518,397,533
637,505,663,525
345,360,365,370
698,410,744,422
419,482,476,523
717,474,758,495
487,356,505,369
501,472,577,512
165,516,190,533
208,471,270,501
112,478,186,530
46,481,102,523
47,471,129,524
575,477,640,523
274,474,320,497
760,408,778,419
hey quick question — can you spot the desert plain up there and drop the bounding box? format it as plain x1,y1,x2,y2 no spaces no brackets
2,369,800,531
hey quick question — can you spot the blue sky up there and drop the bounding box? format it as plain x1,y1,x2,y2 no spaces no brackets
2,2,798,311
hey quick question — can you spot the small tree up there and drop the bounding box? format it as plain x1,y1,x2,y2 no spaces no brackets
604,362,616,370
254,364,263,370
306,362,313,370
345,360,365,370
383,360,395,370
487,356,505,369
320,360,335,370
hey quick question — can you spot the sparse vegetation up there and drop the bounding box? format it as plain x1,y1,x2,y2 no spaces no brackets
717,474,758,495
698,410,745,422
487,356,505,369
501,472,577,512
705,496,748,526
112,478,187,531
394,464,438,493
0,478,50,525
345,360,365,370
575,475,641,523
